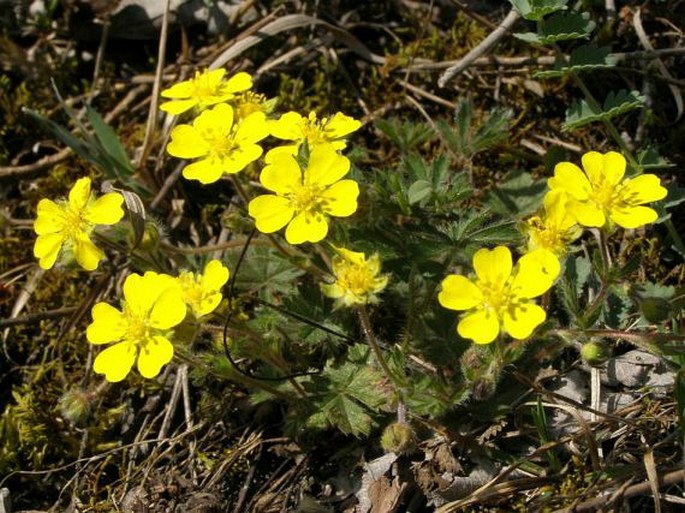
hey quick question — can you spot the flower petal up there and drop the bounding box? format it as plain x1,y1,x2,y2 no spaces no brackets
502,302,546,340
167,125,210,158
235,111,269,144
34,233,65,269
137,336,174,379
87,302,127,344
438,275,483,311
285,211,328,244
320,180,359,217
582,151,625,187
224,71,252,94
569,199,605,227
324,112,361,138
264,144,299,163
270,111,305,140
85,193,125,225
260,154,301,194
73,234,105,271
149,288,186,329
249,195,295,233
305,145,350,187
511,249,560,298
69,177,92,211
93,342,137,382
123,273,157,315
220,144,263,174
182,157,225,184
549,162,592,200
194,103,234,134
473,246,512,289
619,174,667,205
610,206,659,229
457,308,500,344
202,260,229,290
34,199,66,234
159,99,197,115
160,80,195,99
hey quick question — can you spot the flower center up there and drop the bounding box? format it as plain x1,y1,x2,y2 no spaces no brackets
236,92,266,119
591,180,622,211
478,280,516,316
203,127,238,159
301,115,327,146
192,73,221,102
178,273,204,306
288,184,325,213
339,266,375,297
528,216,564,253
63,203,91,239
126,311,150,347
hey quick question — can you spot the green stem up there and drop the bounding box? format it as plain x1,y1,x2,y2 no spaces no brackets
357,305,403,391
579,229,612,327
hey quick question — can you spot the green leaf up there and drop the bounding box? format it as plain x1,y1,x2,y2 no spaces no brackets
559,255,592,321
509,0,568,21
84,104,135,178
375,118,434,153
305,351,387,436
629,282,678,323
230,246,306,300
563,90,645,131
24,108,100,167
407,180,432,204
515,12,596,45
637,146,675,171
535,45,616,79
482,170,548,216
437,100,511,158
442,212,521,247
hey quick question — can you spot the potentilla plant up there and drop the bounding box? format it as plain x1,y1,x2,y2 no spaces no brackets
29,65,677,440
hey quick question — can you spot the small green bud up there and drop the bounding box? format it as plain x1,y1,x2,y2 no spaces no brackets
580,340,611,367
137,221,161,251
380,422,415,454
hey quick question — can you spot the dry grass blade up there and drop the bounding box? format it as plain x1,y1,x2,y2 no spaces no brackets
633,7,683,123
209,14,385,71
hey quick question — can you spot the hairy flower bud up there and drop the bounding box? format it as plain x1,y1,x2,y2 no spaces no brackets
380,422,416,454
580,340,611,367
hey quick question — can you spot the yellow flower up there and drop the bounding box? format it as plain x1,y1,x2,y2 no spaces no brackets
523,190,582,256
438,246,560,344
33,177,124,271
176,260,230,318
234,91,277,121
86,272,186,382
248,144,359,244
266,111,361,162
321,247,388,307
166,103,269,184
160,69,252,115
548,151,667,229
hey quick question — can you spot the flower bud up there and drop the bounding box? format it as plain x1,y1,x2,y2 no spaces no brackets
58,388,93,425
580,340,611,367
380,422,415,454
137,220,161,252
472,376,496,401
